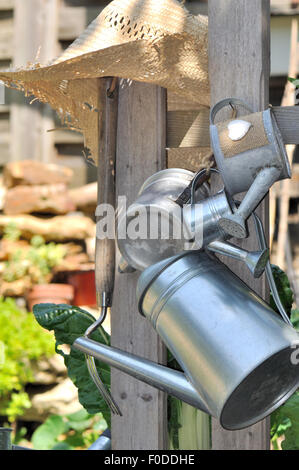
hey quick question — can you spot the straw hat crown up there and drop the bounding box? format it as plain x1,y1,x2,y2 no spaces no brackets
55,0,207,64
0,0,209,164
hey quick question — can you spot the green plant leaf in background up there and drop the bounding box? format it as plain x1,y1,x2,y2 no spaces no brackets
270,267,299,450
270,265,294,317
31,409,106,450
271,392,299,450
33,303,111,427
291,309,299,330
0,297,55,421
65,409,93,432
288,77,299,88
31,415,68,450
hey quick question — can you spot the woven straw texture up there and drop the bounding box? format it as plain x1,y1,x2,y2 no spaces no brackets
167,147,213,171
216,112,269,159
0,0,209,165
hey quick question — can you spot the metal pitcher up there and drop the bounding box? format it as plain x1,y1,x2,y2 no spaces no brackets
74,250,299,431
117,168,208,271
210,98,291,238
116,168,268,277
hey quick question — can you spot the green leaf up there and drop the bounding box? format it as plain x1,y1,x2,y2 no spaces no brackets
0,297,55,422
52,442,74,450
288,77,299,87
291,309,299,330
279,392,299,450
271,391,299,450
65,409,93,432
168,396,182,450
66,408,92,431
31,415,68,450
33,304,111,426
270,265,294,317
93,414,108,432
63,432,86,448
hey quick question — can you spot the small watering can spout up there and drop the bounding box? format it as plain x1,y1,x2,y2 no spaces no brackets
206,240,269,278
73,337,210,414
218,167,281,239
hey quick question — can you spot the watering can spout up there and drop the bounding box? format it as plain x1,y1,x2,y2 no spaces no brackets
219,167,281,239
207,240,269,278
73,337,210,414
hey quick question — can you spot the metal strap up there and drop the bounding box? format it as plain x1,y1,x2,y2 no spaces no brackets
210,98,254,125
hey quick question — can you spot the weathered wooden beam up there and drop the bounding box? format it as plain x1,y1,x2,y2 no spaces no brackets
0,17,13,60
58,6,102,40
0,0,14,10
0,5,102,60
53,129,84,145
167,109,210,148
10,0,59,163
0,131,9,164
274,17,298,270
209,0,271,450
111,81,167,450
0,105,9,113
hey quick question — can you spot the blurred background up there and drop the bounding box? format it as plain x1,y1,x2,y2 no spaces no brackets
0,0,298,450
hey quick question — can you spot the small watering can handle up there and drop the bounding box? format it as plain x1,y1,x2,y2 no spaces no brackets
252,212,293,327
190,168,221,205
210,98,254,125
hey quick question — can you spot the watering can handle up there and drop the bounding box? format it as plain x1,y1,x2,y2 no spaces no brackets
210,98,253,125
252,212,293,327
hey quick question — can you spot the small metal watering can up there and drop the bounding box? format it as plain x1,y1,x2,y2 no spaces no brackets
74,243,299,430
210,98,291,239
116,168,268,278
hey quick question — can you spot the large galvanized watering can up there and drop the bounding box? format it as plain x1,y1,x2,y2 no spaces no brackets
74,245,299,431
210,98,291,239
116,168,268,278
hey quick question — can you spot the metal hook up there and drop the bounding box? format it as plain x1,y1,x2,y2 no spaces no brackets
252,212,293,326
230,206,294,327
84,302,122,416
229,101,238,119
107,77,118,99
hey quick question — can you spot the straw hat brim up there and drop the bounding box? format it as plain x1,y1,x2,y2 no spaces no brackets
0,0,210,165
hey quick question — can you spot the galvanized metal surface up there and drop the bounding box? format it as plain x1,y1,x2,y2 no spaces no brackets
73,337,208,413
117,167,267,275
210,98,291,238
0,427,12,450
137,251,299,430
116,168,208,271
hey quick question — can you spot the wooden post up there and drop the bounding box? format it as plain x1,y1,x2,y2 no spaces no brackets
11,0,58,163
111,81,168,450
209,0,271,450
275,18,298,270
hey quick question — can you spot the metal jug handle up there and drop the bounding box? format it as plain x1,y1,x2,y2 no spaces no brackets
189,168,223,232
252,212,293,327
210,98,254,125
190,168,221,206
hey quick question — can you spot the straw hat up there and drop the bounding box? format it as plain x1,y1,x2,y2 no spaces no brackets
0,0,210,165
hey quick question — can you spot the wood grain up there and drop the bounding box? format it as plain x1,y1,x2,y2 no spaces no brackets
209,0,271,450
111,80,167,450
95,78,118,303
10,0,59,163
0,0,13,10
